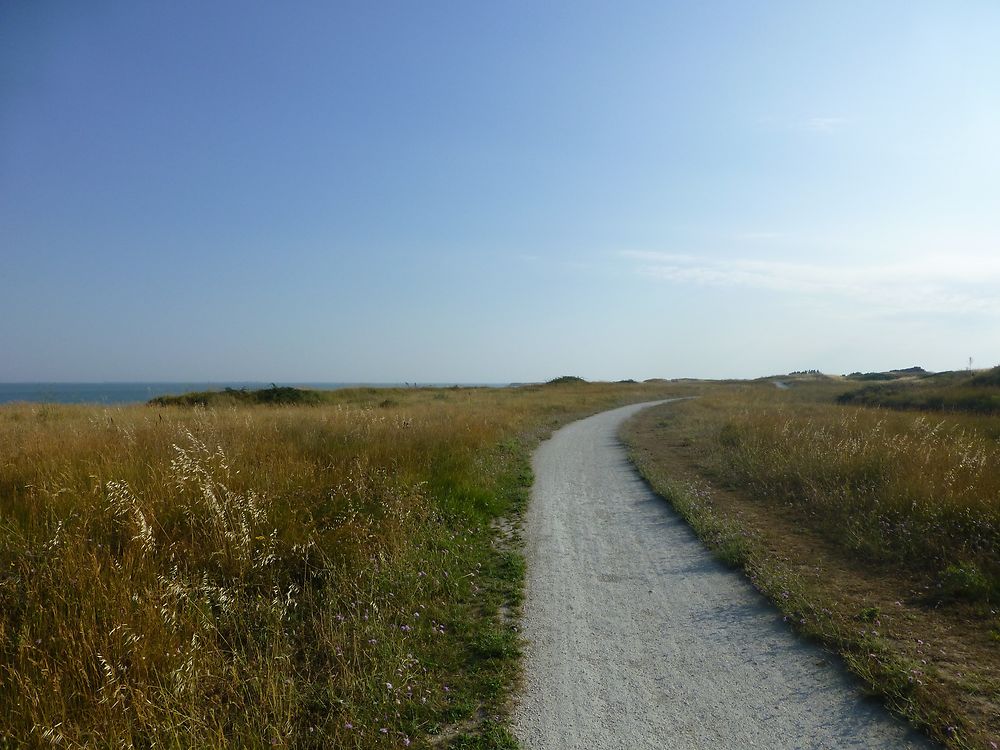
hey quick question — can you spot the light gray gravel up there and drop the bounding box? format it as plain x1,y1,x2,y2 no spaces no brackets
512,401,934,750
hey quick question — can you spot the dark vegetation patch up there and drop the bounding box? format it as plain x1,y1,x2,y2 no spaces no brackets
845,366,928,382
838,367,1000,415
970,368,1000,387
544,376,587,385
149,385,328,407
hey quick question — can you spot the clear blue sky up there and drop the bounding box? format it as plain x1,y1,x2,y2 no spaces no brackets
3,2,998,382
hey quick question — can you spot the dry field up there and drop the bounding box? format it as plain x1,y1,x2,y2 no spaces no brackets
624,381,1000,749
0,381,689,749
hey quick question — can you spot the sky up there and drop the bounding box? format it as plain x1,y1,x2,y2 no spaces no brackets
2,1,999,382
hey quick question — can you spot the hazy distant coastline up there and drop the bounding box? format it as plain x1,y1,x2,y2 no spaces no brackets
0,382,507,406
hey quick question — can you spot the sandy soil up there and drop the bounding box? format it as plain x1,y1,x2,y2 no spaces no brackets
512,401,934,749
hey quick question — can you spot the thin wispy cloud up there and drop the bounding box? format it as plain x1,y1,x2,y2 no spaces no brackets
734,231,786,242
622,251,1000,316
805,116,849,134
757,115,851,134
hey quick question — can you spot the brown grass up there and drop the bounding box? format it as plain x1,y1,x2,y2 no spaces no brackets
0,382,692,748
623,384,1000,749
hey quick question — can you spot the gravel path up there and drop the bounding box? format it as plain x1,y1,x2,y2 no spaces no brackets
512,401,933,750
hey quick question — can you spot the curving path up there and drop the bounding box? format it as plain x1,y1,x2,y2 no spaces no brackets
512,401,933,750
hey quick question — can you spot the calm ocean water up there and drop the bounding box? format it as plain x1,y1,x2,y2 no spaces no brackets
0,383,502,406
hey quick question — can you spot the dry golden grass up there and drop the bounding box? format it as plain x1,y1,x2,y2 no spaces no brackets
0,382,689,748
701,385,1000,585
624,382,1000,749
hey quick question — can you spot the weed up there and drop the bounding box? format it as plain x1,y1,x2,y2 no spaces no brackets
858,606,881,623
473,626,519,661
939,564,993,602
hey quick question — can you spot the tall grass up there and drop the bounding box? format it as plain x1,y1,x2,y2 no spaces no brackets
0,383,684,747
707,391,1000,596
624,386,1000,747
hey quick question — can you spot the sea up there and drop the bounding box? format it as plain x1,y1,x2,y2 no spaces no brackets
0,382,504,406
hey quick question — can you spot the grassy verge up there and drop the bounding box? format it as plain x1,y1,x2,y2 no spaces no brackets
0,381,694,748
622,386,1000,750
